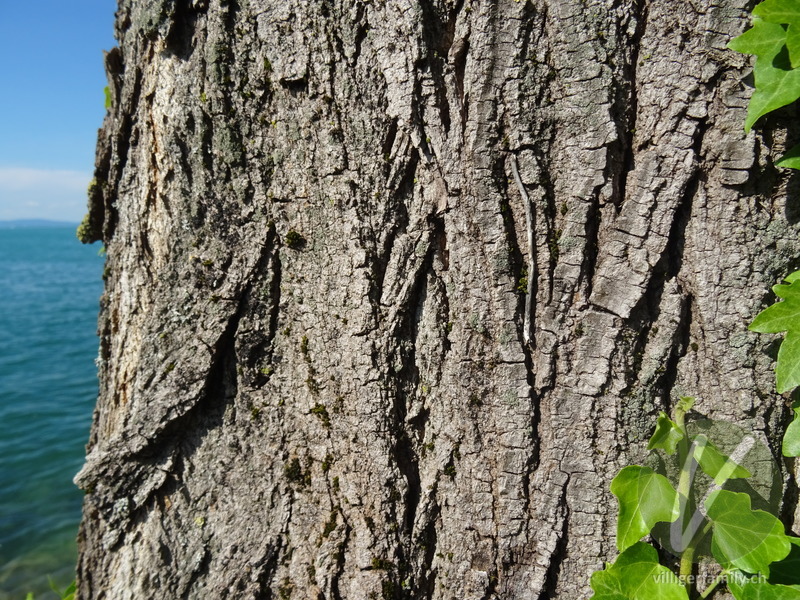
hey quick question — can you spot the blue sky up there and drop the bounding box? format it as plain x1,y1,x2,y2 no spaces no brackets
0,0,117,222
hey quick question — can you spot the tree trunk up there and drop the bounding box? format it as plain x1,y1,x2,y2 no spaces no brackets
76,0,800,597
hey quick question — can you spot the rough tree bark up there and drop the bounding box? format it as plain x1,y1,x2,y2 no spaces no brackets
76,0,800,598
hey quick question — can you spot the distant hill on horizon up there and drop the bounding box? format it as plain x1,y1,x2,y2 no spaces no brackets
0,219,78,229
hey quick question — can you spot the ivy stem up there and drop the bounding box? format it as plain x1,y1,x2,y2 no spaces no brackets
675,401,697,594
699,572,727,599
679,547,695,589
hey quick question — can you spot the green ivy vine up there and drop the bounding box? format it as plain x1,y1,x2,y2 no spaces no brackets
590,1,800,597
728,0,800,167
750,271,800,457
590,398,799,599
733,0,800,461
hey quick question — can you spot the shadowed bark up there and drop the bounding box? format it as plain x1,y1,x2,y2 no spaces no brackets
77,0,800,597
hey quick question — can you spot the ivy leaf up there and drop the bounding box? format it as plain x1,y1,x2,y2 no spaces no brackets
746,56,800,132
728,18,800,131
590,572,629,600
611,466,679,551
706,490,791,576
729,19,788,60
647,412,684,455
677,396,696,413
750,271,800,393
692,434,751,484
788,24,800,68
769,537,800,586
776,142,800,169
777,333,800,394
590,542,689,600
782,403,800,457
728,571,800,600
753,0,800,26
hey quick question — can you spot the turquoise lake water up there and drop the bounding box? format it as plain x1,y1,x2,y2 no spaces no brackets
0,226,104,599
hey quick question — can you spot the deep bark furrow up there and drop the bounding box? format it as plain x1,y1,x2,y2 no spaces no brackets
536,474,570,600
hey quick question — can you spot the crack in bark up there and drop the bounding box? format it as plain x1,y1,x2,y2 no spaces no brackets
388,227,442,529
180,546,211,599
330,523,351,600
251,541,282,600
616,0,650,205
350,5,368,68
665,171,700,281
537,475,571,600
581,195,602,304
108,60,145,240
659,292,693,409
164,0,204,60
510,155,536,347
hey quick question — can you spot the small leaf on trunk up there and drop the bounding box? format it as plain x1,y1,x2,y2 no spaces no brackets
590,542,689,600
706,490,791,576
648,412,684,455
611,466,679,551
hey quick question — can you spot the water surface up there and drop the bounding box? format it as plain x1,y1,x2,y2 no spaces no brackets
0,225,103,599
